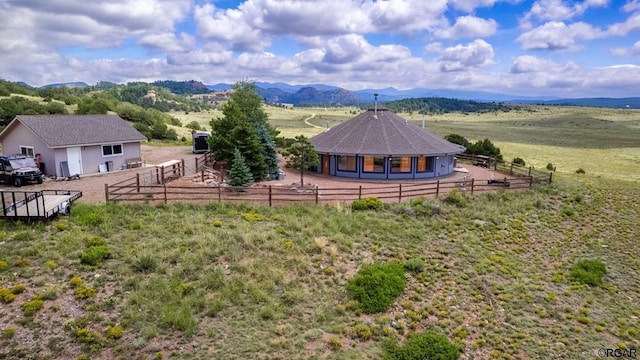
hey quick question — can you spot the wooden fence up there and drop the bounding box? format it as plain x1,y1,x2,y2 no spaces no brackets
455,154,553,184
105,174,544,206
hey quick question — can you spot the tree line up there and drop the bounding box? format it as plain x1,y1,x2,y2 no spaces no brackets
384,97,515,115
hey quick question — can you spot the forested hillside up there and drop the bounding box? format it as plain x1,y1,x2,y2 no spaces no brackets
384,97,515,114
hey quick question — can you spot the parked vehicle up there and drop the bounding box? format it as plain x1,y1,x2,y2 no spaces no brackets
0,154,44,187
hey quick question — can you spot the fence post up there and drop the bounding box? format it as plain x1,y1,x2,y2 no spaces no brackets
358,185,362,199
163,183,167,204
136,173,140,193
195,157,199,172
201,170,205,183
471,178,475,194
436,180,440,198
398,184,402,203
104,184,109,203
181,159,185,176
315,186,319,204
218,185,221,202
528,167,532,177
510,163,514,175
269,185,272,207
549,172,553,184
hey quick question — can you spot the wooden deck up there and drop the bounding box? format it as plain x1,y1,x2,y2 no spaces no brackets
1,190,82,220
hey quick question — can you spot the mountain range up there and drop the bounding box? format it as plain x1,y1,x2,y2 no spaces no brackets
37,81,639,109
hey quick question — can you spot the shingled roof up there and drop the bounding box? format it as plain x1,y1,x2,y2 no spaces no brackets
310,107,465,156
1,115,147,148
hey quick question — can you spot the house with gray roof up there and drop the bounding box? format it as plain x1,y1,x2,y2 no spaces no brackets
0,114,147,178
310,106,465,180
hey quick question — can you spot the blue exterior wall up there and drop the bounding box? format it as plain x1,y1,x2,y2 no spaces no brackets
317,154,458,180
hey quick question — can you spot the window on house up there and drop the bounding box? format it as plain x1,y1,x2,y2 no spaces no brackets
417,156,434,172
102,144,123,157
337,155,357,172
390,157,411,173
363,156,385,173
20,146,34,157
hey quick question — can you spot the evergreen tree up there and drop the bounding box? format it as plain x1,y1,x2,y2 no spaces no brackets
208,81,278,181
227,148,254,187
256,123,280,179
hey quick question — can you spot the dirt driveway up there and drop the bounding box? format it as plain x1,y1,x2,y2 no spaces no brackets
10,145,201,203
10,145,499,204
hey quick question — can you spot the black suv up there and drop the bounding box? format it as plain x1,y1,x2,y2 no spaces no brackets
0,154,44,187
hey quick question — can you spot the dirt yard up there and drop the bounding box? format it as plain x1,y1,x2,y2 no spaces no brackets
9,145,499,204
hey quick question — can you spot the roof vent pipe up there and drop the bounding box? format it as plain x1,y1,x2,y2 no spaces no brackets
374,93,378,117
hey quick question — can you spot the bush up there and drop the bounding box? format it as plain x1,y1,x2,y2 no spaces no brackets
384,331,460,360
2,327,16,339
546,163,555,171
512,157,525,166
352,197,384,211
0,260,8,271
346,262,405,314
404,258,425,274
576,168,586,174
132,252,158,273
0,288,16,303
442,190,466,207
22,298,44,316
80,245,110,266
569,259,607,286
106,325,124,340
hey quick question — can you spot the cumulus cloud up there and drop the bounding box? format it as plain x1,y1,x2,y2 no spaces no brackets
139,32,196,53
438,39,496,72
623,0,640,13
521,0,609,27
605,12,640,36
436,16,498,39
517,21,603,50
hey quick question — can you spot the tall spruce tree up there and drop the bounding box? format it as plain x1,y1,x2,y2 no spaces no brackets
227,148,254,187
208,81,279,181
256,123,280,179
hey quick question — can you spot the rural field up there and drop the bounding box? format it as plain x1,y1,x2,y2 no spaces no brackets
0,103,639,359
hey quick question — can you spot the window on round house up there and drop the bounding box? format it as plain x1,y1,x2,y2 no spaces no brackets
363,156,385,173
337,155,357,172
390,157,411,173
417,156,434,172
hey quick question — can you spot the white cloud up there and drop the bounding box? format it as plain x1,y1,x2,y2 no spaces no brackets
520,0,609,29
622,0,640,13
436,16,498,39
438,39,496,72
517,21,603,50
510,55,578,73
634,41,640,55
606,12,640,36
139,33,196,53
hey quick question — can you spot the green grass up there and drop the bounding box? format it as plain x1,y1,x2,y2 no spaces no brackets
0,175,639,358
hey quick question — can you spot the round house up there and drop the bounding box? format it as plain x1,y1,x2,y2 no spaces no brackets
310,106,465,180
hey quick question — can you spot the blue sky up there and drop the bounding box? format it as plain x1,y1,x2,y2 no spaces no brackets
1,0,639,97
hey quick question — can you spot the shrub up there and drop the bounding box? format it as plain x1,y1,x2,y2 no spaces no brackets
75,285,97,299
443,190,466,207
213,220,223,227
11,284,26,294
75,328,101,344
0,288,16,303
2,327,16,339
569,259,607,286
352,197,384,211
346,262,405,314
0,260,8,271
22,298,44,316
512,157,525,166
576,168,586,174
80,245,110,266
546,163,555,171
45,260,59,270
69,276,84,287
85,236,106,247
404,258,425,274
384,330,461,360
106,325,124,340
132,252,158,273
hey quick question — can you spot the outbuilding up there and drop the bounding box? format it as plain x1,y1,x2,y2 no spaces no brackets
0,114,147,178
310,106,465,180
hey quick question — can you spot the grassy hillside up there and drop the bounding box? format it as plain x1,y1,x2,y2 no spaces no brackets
0,176,638,359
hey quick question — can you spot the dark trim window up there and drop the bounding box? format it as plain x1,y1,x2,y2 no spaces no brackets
20,146,34,157
417,156,434,173
390,157,411,173
337,155,357,172
363,156,385,173
102,144,123,157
